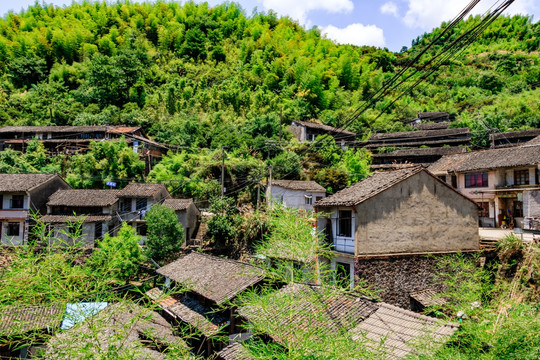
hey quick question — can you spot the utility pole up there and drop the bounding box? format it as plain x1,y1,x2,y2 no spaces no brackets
266,165,273,207
256,178,261,210
279,105,283,143
221,146,226,198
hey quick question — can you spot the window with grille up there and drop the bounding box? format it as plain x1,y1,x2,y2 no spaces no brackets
514,169,529,186
464,172,488,188
305,195,313,205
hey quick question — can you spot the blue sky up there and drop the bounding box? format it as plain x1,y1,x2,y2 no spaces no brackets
1,1,538,51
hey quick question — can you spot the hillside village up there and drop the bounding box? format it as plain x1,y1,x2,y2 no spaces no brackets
0,1,539,359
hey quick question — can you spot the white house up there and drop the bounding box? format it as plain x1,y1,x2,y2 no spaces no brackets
266,180,326,211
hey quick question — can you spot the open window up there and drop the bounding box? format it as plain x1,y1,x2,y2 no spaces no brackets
338,210,352,238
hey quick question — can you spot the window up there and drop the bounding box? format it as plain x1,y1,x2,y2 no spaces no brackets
338,210,352,238
514,169,529,186
465,172,488,188
438,175,446,182
7,222,20,237
478,202,489,218
120,199,132,212
136,223,147,236
94,222,103,241
316,196,323,202
304,195,313,205
10,195,24,209
513,201,523,218
0,195,3,209
451,175,458,188
136,198,147,211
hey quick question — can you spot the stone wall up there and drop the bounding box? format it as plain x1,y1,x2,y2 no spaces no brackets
355,255,445,310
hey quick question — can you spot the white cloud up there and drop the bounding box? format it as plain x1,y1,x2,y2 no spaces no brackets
380,2,399,17
321,23,386,47
261,0,354,25
402,0,537,30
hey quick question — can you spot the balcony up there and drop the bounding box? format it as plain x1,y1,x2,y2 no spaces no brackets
333,237,355,254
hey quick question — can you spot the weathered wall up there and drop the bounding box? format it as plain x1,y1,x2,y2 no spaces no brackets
28,176,71,214
356,171,479,255
177,203,200,240
524,190,540,217
355,255,445,309
289,123,305,142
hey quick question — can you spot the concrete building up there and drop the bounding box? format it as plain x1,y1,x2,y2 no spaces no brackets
162,198,201,244
42,189,120,246
428,144,540,228
289,120,356,146
117,183,171,242
0,173,70,245
266,180,326,211
315,167,479,301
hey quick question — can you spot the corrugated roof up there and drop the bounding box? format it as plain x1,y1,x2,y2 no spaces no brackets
351,303,459,358
217,343,254,360
117,183,169,198
156,252,264,305
0,173,58,192
428,145,540,174
291,120,356,136
271,180,326,192
45,303,189,359
163,198,195,211
0,304,64,336
47,189,119,207
316,167,423,207
40,215,112,224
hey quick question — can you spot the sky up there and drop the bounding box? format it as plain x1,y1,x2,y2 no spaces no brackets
1,0,538,51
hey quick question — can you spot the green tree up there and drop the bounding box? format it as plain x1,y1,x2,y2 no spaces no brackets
88,222,144,281
145,203,184,264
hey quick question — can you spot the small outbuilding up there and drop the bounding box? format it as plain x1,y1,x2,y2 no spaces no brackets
162,198,201,243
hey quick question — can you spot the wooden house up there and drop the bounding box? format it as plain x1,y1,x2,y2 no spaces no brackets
489,129,540,148
0,173,71,245
365,127,471,150
42,189,120,246
289,120,356,146
162,198,201,244
370,146,467,170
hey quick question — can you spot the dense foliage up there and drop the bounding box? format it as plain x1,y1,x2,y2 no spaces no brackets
144,203,184,263
0,1,537,199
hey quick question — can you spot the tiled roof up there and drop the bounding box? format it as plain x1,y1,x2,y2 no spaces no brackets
428,145,540,174
40,215,112,224
291,120,356,136
0,173,58,192
0,304,64,336
418,111,450,121
46,303,189,359
350,303,458,358
238,284,379,346
117,183,169,198
106,126,140,134
0,125,110,133
409,289,447,308
369,127,469,141
217,343,254,360
527,135,540,145
271,180,326,192
411,122,450,130
316,167,423,207
156,252,264,305
146,288,224,337
490,128,540,141
163,198,195,211
239,284,458,359
47,189,119,207
371,146,467,158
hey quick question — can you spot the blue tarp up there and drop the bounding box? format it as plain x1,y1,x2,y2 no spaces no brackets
61,302,108,330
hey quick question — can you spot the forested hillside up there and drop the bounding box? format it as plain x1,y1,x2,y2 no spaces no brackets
0,1,538,197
